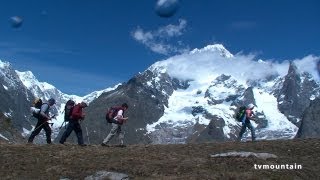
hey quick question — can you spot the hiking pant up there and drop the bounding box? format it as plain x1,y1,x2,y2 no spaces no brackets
28,120,52,144
238,121,256,141
59,120,84,145
102,123,124,145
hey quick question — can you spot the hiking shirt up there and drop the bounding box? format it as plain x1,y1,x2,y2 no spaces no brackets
245,109,254,122
71,104,83,121
39,103,50,121
115,109,124,124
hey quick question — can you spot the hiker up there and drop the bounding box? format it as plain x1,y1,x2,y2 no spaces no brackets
28,98,56,144
59,99,75,129
59,101,88,146
101,103,129,147
237,103,256,142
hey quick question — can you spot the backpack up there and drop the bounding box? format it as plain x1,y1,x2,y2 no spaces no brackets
64,100,75,122
235,106,246,122
105,106,123,123
31,98,43,118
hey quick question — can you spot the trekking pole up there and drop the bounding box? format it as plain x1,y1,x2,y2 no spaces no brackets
32,115,56,132
85,126,90,145
59,121,66,129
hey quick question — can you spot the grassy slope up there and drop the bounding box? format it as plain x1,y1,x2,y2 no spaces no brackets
0,139,319,179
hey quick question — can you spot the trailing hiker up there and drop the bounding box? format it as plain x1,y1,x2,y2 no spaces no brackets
237,103,256,142
59,99,75,129
59,101,88,146
28,98,56,144
101,103,129,147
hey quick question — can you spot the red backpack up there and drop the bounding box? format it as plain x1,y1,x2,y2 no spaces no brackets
105,106,123,123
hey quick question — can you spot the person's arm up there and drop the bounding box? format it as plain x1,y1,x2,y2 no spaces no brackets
116,110,128,123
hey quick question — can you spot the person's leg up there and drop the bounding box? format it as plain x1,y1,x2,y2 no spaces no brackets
117,126,124,145
247,122,256,141
102,123,119,144
74,122,84,145
28,121,44,143
59,122,74,144
42,123,52,144
237,123,247,141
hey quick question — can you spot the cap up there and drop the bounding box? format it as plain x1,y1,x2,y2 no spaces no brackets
248,103,254,109
48,98,56,104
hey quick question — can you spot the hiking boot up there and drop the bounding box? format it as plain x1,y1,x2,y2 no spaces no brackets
101,143,110,147
116,144,126,148
79,144,87,147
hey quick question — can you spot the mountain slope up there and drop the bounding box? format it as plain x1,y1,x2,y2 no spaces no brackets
0,60,118,143
0,60,34,142
1,44,319,145
15,69,119,142
77,44,320,145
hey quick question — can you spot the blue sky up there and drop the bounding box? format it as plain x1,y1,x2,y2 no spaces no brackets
0,0,319,95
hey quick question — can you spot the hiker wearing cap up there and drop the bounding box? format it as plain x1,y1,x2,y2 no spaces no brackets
101,103,129,147
237,103,256,142
59,102,88,146
28,98,56,144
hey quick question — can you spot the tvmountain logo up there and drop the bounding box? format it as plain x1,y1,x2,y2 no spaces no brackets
254,163,302,170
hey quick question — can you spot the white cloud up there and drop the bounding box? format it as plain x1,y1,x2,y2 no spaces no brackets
132,28,153,43
131,19,189,55
158,19,187,37
294,55,320,81
150,45,320,84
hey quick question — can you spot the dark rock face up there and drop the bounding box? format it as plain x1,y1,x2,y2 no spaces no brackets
55,70,189,145
0,113,25,143
296,98,320,138
188,115,226,143
277,63,319,126
0,64,34,131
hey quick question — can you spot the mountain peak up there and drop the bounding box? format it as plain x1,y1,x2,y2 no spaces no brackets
15,70,36,79
0,60,12,70
190,44,234,58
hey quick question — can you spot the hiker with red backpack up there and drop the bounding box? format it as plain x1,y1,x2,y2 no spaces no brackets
101,103,129,147
28,98,56,144
237,103,256,142
59,101,88,146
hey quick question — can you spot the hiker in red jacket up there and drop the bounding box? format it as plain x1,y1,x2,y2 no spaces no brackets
59,101,88,146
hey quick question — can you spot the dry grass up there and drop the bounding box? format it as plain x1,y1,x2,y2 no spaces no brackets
0,139,319,179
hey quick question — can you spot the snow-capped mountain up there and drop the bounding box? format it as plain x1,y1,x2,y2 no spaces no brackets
0,60,35,142
77,44,320,145
0,59,118,142
1,44,319,144
15,70,119,138
143,45,319,143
